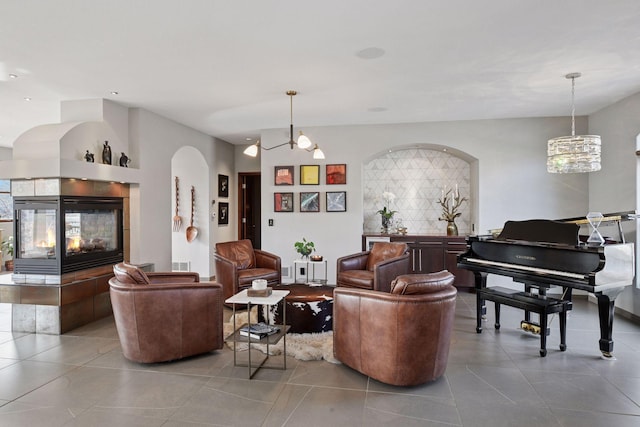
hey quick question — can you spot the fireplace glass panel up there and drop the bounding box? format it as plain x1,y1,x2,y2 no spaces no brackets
19,208,57,259
65,209,118,256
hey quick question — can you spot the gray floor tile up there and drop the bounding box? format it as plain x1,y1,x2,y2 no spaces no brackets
0,295,636,426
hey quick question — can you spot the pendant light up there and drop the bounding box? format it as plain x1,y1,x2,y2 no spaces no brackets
547,73,601,173
243,90,324,159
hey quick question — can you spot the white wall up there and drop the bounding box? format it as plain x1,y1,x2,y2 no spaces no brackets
259,117,589,284
127,107,234,277
171,146,210,276
589,91,640,317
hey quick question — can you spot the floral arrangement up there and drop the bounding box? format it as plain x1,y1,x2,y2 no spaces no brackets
438,187,467,222
376,191,397,220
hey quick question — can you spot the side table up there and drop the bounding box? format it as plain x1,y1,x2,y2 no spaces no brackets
225,289,290,379
293,259,328,284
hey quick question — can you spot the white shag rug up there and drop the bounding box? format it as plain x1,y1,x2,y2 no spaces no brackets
224,309,340,364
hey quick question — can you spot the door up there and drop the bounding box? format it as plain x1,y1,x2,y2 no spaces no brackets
238,173,261,248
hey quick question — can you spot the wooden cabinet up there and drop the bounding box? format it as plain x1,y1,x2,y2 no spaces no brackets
362,234,474,290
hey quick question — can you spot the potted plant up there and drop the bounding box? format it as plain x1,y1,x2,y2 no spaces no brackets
294,237,315,259
1,236,14,271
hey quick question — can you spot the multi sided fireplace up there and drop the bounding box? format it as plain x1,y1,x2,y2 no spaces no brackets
13,196,124,275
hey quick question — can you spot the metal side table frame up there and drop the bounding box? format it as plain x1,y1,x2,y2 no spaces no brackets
225,289,290,379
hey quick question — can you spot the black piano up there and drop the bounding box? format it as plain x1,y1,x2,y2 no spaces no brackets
458,215,635,357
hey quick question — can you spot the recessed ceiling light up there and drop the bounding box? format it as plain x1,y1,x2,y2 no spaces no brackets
110,91,119,95
356,47,385,60
9,74,17,79
245,137,253,141
24,97,31,101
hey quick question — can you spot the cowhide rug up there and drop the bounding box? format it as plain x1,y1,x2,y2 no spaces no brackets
224,308,340,364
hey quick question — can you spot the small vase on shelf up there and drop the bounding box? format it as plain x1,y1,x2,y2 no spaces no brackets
381,216,391,234
446,220,458,236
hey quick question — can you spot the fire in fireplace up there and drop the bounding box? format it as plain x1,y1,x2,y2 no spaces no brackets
13,196,124,274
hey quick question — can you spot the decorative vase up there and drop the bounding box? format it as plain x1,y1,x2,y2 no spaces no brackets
381,216,391,234
446,220,458,236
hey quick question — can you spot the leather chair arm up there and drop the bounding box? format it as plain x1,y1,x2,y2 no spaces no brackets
147,272,200,284
254,249,281,271
337,252,370,273
213,253,239,299
110,280,221,292
372,252,411,292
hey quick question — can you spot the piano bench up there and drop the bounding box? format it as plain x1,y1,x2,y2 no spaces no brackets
477,286,573,357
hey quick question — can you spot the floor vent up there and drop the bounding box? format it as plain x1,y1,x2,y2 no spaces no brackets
172,261,191,272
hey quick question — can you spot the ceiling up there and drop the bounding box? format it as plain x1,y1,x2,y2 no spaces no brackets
1,1,640,148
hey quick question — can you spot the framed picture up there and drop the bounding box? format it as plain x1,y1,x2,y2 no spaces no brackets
274,165,294,185
300,192,320,212
218,174,229,197
274,192,294,212
300,165,320,185
218,202,229,224
326,164,347,184
326,191,347,212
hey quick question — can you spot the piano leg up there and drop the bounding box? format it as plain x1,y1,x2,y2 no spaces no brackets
595,288,624,358
475,272,488,333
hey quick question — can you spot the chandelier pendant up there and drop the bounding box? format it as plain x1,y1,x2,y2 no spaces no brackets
243,90,325,159
547,72,601,173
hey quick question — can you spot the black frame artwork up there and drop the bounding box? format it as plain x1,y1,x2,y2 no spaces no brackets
218,202,229,224
300,192,320,212
218,174,229,197
274,192,294,212
326,191,347,212
274,165,295,185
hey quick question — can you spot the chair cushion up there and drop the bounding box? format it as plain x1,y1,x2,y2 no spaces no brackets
237,268,280,286
366,242,407,271
390,271,455,295
216,239,256,269
337,270,374,289
113,262,150,285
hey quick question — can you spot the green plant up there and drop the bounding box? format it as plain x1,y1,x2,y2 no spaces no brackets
294,237,315,257
1,236,14,258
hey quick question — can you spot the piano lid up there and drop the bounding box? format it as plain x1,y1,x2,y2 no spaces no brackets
497,219,579,246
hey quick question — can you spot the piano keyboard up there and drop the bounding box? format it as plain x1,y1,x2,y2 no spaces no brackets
465,258,587,280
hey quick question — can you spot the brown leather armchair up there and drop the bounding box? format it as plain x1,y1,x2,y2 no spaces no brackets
336,242,410,293
109,263,224,363
333,271,457,386
214,239,281,301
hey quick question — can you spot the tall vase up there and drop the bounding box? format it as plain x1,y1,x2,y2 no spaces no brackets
381,216,391,234
446,220,458,236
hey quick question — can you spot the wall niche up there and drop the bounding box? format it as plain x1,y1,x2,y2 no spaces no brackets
363,147,471,235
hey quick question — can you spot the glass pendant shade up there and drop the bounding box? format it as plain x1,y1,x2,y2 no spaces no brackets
243,143,259,157
547,135,601,173
312,145,325,159
297,132,312,149
546,72,601,173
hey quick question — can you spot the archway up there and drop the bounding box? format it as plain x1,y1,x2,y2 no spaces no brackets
363,145,477,235
171,146,210,277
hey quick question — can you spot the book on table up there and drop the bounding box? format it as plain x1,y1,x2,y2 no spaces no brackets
239,322,280,340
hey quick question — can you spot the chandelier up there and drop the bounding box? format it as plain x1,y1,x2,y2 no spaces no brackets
243,90,325,159
547,73,601,173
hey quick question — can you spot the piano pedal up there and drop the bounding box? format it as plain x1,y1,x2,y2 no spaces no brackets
520,321,550,336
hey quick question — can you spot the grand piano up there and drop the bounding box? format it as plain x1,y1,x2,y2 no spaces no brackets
458,213,635,357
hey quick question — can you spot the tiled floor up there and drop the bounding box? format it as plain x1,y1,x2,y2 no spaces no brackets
0,292,639,426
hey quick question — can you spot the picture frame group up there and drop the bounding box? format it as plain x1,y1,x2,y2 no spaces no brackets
273,164,347,186
274,191,346,213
